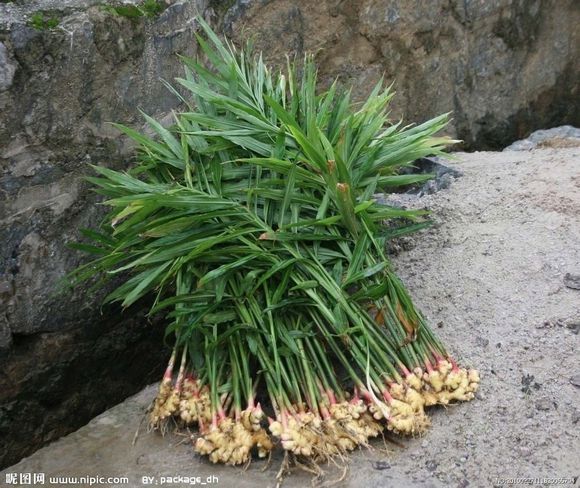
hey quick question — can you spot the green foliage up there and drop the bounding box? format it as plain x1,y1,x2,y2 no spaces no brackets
103,0,165,20
28,12,60,30
141,0,164,16
69,18,455,413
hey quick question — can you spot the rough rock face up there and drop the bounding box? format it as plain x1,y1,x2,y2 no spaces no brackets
504,125,580,150
222,0,580,150
0,0,578,469
0,0,211,468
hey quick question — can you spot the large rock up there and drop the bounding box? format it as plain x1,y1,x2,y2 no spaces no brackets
504,125,580,150
221,0,580,150
0,0,211,468
0,0,579,470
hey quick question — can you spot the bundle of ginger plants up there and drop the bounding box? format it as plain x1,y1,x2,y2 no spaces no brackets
69,18,479,473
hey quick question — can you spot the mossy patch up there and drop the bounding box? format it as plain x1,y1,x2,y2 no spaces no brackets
28,12,60,30
102,0,167,21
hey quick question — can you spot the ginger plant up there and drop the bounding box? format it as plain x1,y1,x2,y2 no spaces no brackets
70,17,479,471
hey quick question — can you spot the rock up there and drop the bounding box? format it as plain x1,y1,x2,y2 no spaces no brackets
563,273,580,290
0,319,11,351
0,309,167,469
0,0,206,469
398,157,463,195
566,322,580,335
518,446,532,458
224,0,580,150
555,318,580,334
535,398,552,411
372,461,391,470
0,386,279,488
425,460,438,472
504,126,580,151
521,374,541,394
375,157,462,199
505,139,536,151
0,41,17,91
570,375,580,388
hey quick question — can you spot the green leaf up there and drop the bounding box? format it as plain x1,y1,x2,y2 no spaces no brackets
290,280,319,291
115,261,172,308
198,254,261,287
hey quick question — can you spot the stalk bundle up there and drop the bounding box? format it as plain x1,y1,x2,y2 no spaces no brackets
70,18,479,472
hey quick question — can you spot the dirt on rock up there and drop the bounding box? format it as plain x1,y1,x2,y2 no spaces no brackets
2,147,579,487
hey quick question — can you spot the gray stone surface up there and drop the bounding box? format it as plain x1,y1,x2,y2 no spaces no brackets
0,41,16,91
504,125,580,151
0,0,210,468
563,272,580,290
222,0,580,150
1,0,210,339
3,148,579,486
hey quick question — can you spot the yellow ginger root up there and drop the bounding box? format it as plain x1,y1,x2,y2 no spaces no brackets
368,401,388,421
389,383,406,401
423,370,444,393
387,399,431,435
436,391,452,405
438,360,453,375
178,383,211,425
233,422,254,449
468,369,480,384
358,412,383,439
404,386,426,412
468,369,481,393
324,401,381,452
419,364,480,405
270,413,326,458
240,405,264,432
179,397,198,424
149,383,180,428
328,403,347,421
178,378,198,423
269,420,283,437
363,392,393,421
165,388,181,415
405,374,423,391
321,419,353,453
388,381,427,415
280,428,313,456
422,390,439,406
350,399,367,419
444,370,464,390
449,389,475,402
389,398,414,417
252,429,274,458
195,418,259,466
388,415,415,434
149,380,172,425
